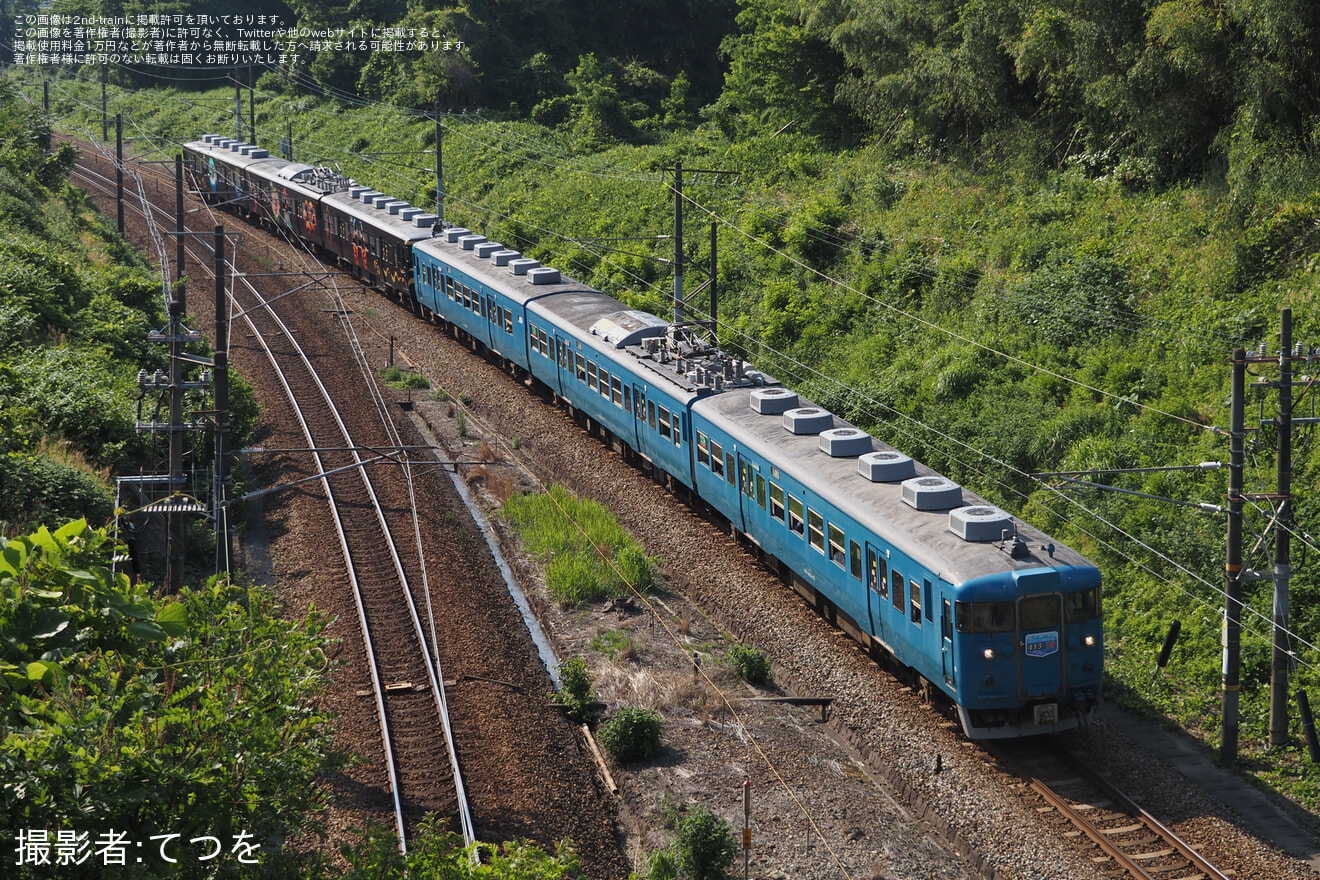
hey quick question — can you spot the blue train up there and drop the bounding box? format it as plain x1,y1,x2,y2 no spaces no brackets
184,135,1103,738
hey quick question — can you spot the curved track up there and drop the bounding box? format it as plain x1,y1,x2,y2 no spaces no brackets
66,144,473,852
990,739,1232,880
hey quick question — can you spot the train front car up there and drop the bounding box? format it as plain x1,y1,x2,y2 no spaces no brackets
951,545,1102,738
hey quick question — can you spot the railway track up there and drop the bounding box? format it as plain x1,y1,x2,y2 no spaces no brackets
65,143,473,852
989,738,1232,880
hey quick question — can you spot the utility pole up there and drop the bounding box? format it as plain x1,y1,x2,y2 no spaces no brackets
175,154,185,310
675,160,686,321
1272,309,1294,746
214,225,232,576
101,63,107,142
248,63,256,146
234,78,242,140
1221,348,1246,763
435,102,445,227
115,113,124,234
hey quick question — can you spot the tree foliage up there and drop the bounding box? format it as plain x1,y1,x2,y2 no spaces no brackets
2,520,337,877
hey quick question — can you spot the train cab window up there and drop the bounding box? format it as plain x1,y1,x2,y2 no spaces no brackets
956,602,1015,633
892,570,904,611
612,376,623,406
1019,595,1060,630
788,495,804,536
588,363,599,391
658,405,672,440
769,482,785,521
808,509,824,553
828,525,845,567
576,353,587,382
711,441,725,477
756,474,766,509
849,541,862,580
1064,587,1101,623
726,454,735,486
910,579,921,624
697,432,711,468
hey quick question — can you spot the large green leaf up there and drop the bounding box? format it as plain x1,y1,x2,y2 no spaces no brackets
155,602,189,637
125,619,166,642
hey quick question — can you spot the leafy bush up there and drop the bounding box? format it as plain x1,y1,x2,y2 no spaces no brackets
727,643,771,686
552,655,596,723
1,520,337,867
598,707,662,763
673,805,737,880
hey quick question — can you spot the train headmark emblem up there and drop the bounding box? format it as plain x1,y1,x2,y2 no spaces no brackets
1025,631,1059,658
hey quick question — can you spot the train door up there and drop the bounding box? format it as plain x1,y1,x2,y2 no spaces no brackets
941,598,954,686
1017,593,1064,702
865,543,888,645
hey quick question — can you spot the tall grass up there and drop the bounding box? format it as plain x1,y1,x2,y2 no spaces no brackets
501,484,656,606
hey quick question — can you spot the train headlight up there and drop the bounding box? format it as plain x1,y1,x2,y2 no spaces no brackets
1084,635,1096,647
983,648,995,661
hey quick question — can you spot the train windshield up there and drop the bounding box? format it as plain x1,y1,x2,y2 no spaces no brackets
1063,587,1102,623
1018,595,1059,630
955,601,1014,633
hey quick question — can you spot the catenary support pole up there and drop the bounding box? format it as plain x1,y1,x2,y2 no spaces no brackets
1222,347,1246,763
1271,308,1293,746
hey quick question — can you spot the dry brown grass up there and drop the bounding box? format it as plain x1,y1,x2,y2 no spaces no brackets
463,464,517,503
476,439,502,463
37,438,110,482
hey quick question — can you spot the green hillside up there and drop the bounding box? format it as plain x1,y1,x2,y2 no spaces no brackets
12,0,1320,809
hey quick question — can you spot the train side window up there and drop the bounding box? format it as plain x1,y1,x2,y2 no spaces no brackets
910,579,921,624
612,376,623,406
559,339,570,368
588,363,598,391
576,353,586,382
869,553,889,598
828,525,845,567
740,462,752,497
849,541,862,580
924,580,933,622
697,432,711,468
481,293,489,318
658,405,672,439
769,482,784,521
711,441,725,477
788,495,804,536
1064,587,1101,623
955,601,1015,633
599,367,611,397
756,474,766,509
504,308,513,334
672,412,681,446
648,401,656,429
726,454,735,486
892,570,904,611
624,385,631,412
808,509,824,553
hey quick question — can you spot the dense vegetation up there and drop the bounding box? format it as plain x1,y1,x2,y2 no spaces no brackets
2,520,336,878
14,0,1320,814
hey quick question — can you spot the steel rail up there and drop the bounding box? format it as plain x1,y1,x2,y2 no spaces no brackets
75,151,474,849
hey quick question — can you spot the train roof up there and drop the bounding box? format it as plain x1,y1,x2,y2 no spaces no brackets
321,188,437,243
693,387,1094,586
186,135,277,170
414,229,592,307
